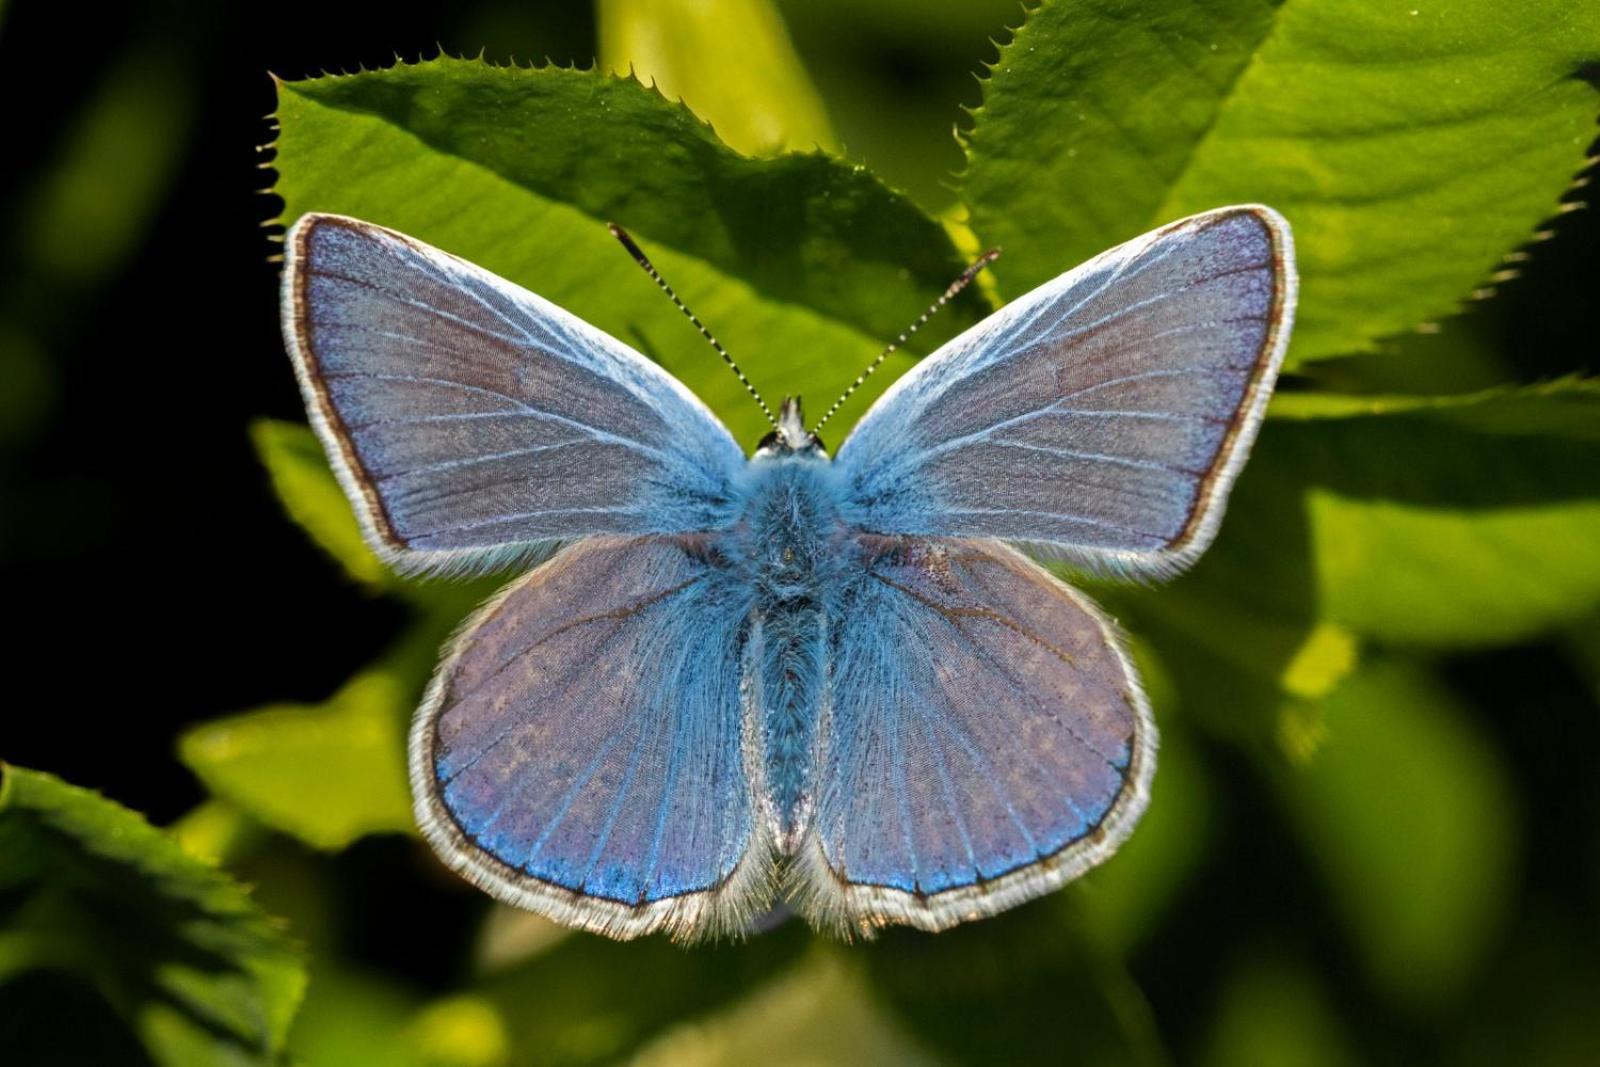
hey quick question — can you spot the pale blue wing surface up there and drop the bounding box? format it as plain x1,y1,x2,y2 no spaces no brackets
834,206,1296,578
410,536,768,940
797,538,1153,933
281,213,745,574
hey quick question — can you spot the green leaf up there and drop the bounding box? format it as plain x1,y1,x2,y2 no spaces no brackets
1274,659,1515,1008
272,58,984,445
178,623,448,850
860,903,1166,1065
1273,380,1600,646
1202,949,1361,1067
252,419,500,615
1129,379,1600,751
21,44,191,286
0,764,306,1066
457,922,810,1066
252,418,391,592
961,0,1600,363
294,971,423,1067
1075,721,1215,954
626,952,933,1067
599,0,838,156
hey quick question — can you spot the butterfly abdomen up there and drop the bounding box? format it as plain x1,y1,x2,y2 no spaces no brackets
736,457,848,853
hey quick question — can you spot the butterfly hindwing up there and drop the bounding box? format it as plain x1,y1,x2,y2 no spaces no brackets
411,536,771,940
281,214,745,574
795,537,1154,933
834,205,1295,578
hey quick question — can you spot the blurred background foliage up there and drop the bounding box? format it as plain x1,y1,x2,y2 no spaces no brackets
2,0,1598,1063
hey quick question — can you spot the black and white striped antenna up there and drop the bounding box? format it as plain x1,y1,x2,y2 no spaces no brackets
608,223,778,430
811,247,1000,435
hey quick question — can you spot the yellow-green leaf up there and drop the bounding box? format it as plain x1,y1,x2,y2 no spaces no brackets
962,0,1600,363
599,0,837,156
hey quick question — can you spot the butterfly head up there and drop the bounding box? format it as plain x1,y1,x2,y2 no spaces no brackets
755,397,827,460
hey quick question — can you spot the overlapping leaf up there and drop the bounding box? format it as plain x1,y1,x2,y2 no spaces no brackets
0,765,305,1066
962,0,1600,362
273,57,984,445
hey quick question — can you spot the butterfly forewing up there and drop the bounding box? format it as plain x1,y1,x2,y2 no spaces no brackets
795,538,1153,933
411,536,771,940
281,214,745,574
834,205,1295,579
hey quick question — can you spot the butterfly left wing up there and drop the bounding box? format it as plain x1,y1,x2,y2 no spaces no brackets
282,214,745,575
833,205,1294,579
411,536,770,940
794,537,1153,934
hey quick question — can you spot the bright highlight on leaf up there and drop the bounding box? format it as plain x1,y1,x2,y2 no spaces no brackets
1275,380,1600,645
179,667,417,850
599,0,838,156
962,0,1600,363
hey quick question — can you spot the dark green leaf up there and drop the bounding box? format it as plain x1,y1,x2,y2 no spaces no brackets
273,58,984,445
1273,660,1516,1008
0,764,305,1066
860,902,1166,1065
459,922,810,1066
1202,949,1360,1067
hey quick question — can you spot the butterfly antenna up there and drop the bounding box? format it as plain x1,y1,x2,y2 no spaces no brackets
811,247,1001,435
608,222,777,429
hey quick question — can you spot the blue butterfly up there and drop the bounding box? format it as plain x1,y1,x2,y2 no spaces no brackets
280,205,1296,940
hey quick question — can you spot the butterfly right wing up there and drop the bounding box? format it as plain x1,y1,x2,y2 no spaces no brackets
796,537,1153,935
412,535,770,941
282,213,746,575
833,206,1294,579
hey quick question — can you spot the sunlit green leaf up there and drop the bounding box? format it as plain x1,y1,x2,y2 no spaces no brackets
1274,660,1516,1008
169,799,265,869
252,418,393,592
406,993,511,1067
1274,380,1600,646
273,58,984,445
252,419,500,615
1126,379,1600,755
962,0,1600,362
600,0,837,156
287,966,459,1067
178,625,447,849
0,764,306,1066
